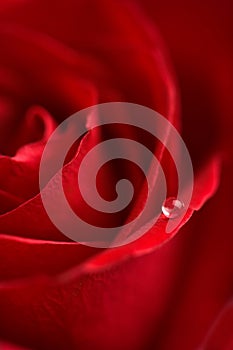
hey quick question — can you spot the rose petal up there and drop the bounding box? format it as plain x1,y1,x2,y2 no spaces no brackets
0,234,98,282
200,300,233,350
0,341,30,350
0,153,219,282
0,106,56,213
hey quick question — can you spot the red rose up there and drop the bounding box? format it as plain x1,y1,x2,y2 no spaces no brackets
0,0,232,349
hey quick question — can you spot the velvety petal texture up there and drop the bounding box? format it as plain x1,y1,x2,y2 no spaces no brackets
0,0,231,349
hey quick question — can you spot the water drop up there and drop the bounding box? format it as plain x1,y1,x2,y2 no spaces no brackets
162,197,184,219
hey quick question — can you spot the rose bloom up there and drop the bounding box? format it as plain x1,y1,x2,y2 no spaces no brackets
0,0,232,349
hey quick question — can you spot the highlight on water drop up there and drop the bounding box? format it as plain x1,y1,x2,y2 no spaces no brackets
162,197,185,219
